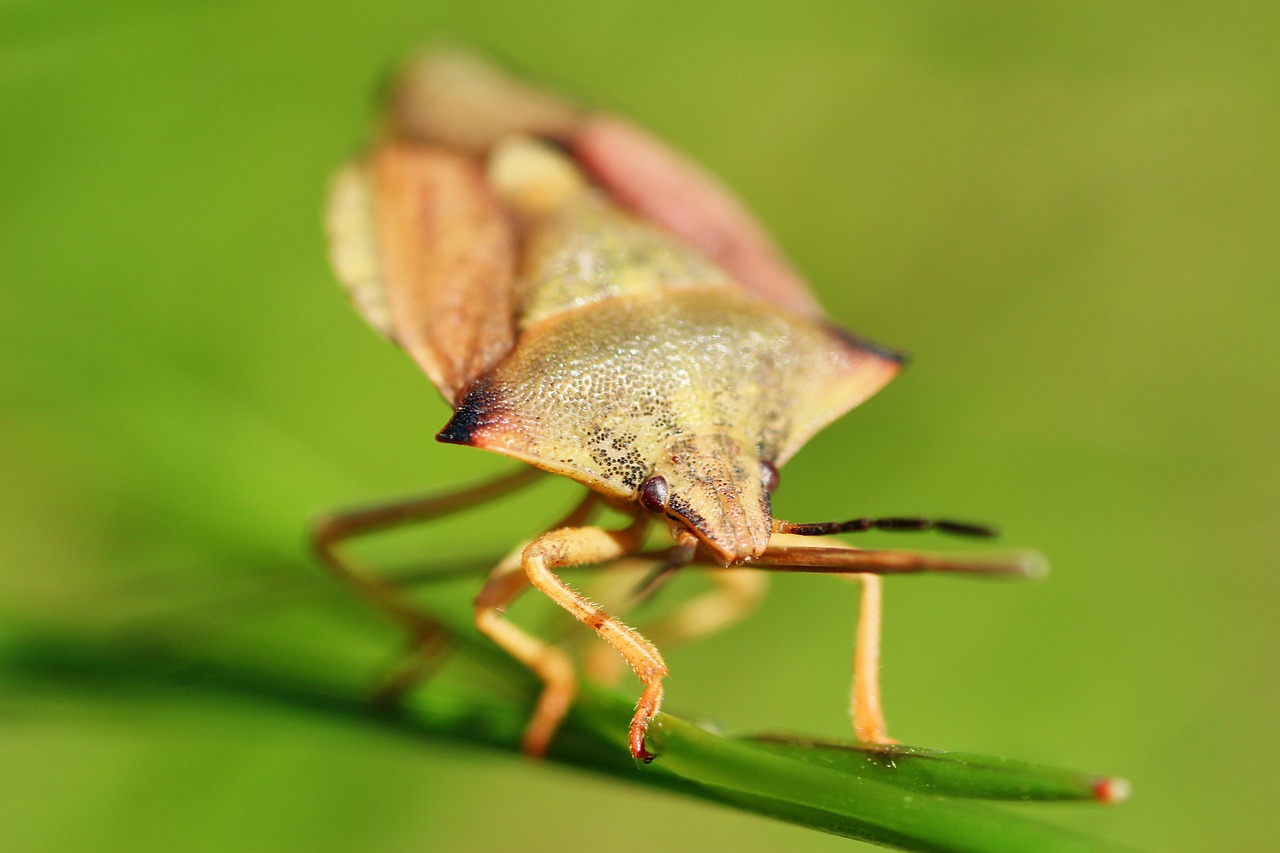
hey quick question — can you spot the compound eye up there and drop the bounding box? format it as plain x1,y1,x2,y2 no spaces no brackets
759,460,780,494
639,475,669,513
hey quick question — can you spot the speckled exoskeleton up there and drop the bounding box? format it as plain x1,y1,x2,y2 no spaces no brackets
319,48,1043,762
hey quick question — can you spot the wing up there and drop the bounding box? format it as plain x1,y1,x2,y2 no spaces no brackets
326,142,517,406
326,47,584,407
326,48,833,407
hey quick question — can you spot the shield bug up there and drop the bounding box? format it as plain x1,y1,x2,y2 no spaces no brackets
318,47,1044,762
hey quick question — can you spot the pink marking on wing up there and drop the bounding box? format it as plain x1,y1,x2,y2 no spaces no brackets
572,115,823,319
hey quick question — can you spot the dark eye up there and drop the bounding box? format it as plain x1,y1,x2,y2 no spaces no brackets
639,475,669,513
759,460,780,494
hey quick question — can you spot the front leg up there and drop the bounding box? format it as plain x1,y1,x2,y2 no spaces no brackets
522,522,667,761
475,518,665,760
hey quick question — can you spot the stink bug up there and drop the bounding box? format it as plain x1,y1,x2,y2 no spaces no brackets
319,47,1043,762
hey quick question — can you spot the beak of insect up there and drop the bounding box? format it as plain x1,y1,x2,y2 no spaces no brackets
638,465,771,566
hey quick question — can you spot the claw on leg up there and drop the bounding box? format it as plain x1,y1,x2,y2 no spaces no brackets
630,681,665,763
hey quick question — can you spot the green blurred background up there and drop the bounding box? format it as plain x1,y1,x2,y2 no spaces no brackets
2,2,1276,850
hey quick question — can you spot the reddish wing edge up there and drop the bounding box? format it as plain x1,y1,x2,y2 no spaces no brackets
368,143,519,406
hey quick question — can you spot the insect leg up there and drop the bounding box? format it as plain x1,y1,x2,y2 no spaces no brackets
654,567,769,646
629,532,700,605
381,490,601,591
311,466,542,699
746,534,1046,744
752,536,897,743
474,543,572,758
586,534,768,685
850,572,892,744
483,520,666,760
466,491,606,743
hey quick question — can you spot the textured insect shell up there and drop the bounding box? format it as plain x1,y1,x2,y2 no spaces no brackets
384,45,584,155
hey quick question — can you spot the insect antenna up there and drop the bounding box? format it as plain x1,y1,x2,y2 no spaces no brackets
775,517,997,539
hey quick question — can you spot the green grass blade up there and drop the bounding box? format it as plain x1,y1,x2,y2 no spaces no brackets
0,623,1135,853
741,736,1130,803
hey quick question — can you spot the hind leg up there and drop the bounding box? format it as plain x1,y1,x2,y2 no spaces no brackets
311,468,541,700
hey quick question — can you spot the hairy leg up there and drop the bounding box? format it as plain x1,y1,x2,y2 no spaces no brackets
585,538,768,686
476,518,668,759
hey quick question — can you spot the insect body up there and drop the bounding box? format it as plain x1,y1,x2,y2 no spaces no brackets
438,161,903,565
321,48,1040,762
